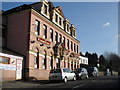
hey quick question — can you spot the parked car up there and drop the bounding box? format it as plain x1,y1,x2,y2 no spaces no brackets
74,68,88,80
87,67,99,77
49,68,76,83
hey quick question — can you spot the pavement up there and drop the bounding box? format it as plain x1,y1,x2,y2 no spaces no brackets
1,80,49,89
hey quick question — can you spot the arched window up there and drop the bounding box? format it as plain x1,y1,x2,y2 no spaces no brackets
71,61,73,70
68,58,69,68
50,55,53,69
34,48,39,69
42,51,47,69
74,61,76,69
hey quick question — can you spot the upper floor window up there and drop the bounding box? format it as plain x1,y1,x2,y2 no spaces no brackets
63,36,65,47
73,30,75,37
59,17,62,25
67,24,69,32
55,14,58,23
59,34,62,43
50,29,53,42
67,39,69,49
35,20,40,35
44,4,47,15
74,43,76,52
77,45,79,54
43,24,47,39
55,31,58,43
71,41,73,51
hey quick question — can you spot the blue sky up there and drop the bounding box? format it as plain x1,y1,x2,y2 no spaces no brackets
2,2,118,56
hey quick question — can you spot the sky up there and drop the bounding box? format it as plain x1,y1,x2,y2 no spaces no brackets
2,1,118,56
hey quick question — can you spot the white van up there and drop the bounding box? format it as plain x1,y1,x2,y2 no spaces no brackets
49,68,76,83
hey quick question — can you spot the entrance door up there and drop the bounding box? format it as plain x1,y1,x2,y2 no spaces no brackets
16,60,22,80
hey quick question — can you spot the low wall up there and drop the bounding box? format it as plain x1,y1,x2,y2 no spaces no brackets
112,71,118,76
28,69,50,81
2,70,16,81
98,71,104,76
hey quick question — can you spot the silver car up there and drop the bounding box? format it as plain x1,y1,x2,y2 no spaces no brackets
49,68,76,83
74,68,88,80
87,67,99,77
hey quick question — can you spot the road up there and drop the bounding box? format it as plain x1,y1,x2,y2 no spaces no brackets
35,75,120,89
2,75,120,89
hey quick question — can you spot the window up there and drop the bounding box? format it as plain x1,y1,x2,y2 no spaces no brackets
42,51,47,69
71,41,73,51
59,17,62,25
71,61,73,70
50,56,53,69
67,24,69,32
73,30,75,37
77,45,79,54
50,29,53,42
67,39,69,49
59,34,62,43
68,59,69,68
34,52,39,69
63,36,65,46
35,20,40,35
74,43,76,52
44,4,47,15
74,61,76,69
43,24,47,39
55,31,58,43
0,56,10,64
55,14,58,22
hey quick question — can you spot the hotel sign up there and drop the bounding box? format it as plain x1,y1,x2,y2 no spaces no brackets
37,37,51,45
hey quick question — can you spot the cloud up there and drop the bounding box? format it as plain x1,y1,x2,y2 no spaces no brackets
103,22,110,27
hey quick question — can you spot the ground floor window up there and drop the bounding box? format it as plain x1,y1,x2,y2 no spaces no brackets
71,61,73,70
42,51,47,69
74,61,76,69
34,52,39,69
0,56,10,64
50,56,53,69
68,59,69,68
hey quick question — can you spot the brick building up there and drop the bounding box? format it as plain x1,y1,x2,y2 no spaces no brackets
3,0,80,80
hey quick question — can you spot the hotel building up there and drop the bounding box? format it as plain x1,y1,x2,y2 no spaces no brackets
2,0,80,80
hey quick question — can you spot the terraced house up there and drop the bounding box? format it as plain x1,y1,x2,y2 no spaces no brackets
3,0,80,80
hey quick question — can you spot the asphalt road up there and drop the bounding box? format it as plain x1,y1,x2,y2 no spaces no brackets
32,75,120,89
2,75,120,89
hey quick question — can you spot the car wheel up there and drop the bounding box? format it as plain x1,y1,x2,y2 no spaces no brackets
80,76,83,80
73,76,76,81
63,77,67,83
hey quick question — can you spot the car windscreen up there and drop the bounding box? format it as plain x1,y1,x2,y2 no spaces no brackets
87,67,94,72
50,69,61,73
74,68,82,73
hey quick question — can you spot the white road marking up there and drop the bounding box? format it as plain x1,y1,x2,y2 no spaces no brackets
72,83,86,89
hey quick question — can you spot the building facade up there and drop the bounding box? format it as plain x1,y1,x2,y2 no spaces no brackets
3,0,80,80
0,51,23,81
80,56,88,65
